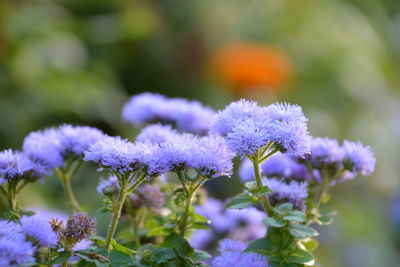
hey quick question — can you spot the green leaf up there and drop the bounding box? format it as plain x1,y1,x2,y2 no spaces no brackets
283,210,306,222
245,237,276,253
244,181,257,189
317,209,337,225
288,248,314,264
111,240,135,255
276,202,293,213
257,186,272,196
109,250,134,267
263,216,286,227
288,224,318,239
193,250,211,261
52,251,72,264
74,250,109,267
225,193,254,210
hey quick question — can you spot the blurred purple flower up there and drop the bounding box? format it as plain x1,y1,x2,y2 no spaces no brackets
20,215,58,248
263,178,308,210
342,140,375,176
311,137,344,168
136,124,178,143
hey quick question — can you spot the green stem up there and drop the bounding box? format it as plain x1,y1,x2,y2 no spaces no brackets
252,154,274,216
60,174,81,212
179,189,194,237
62,261,68,267
105,174,146,251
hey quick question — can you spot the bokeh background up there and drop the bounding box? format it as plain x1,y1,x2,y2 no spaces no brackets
1,0,400,266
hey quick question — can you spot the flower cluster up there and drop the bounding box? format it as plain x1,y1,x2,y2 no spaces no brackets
121,92,215,134
23,124,105,169
211,100,311,157
211,239,268,267
130,184,165,213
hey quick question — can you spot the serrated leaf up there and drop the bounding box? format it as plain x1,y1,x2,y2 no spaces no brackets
245,237,276,253
283,210,306,222
109,250,134,267
111,240,135,255
193,250,211,261
225,193,254,210
263,216,286,227
288,224,318,239
257,186,272,196
288,248,314,265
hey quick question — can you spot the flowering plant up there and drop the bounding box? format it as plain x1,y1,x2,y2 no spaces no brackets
0,93,375,267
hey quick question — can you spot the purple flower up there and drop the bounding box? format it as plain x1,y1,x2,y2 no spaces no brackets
226,119,269,156
263,178,308,210
130,184,164,213
262,103,311,157
238,159,255,183
190,229,214,250
136,124,178,143
20,215,58,248
0,220,35,267
210,99,262,136
58,124,105,156
85,136,158,174
311,137,344,167
0,238,35,267
23,128,64,168
342,140,375,176
211,239,268,267
192,135,235,177
0,149,48,181
122,93,215,134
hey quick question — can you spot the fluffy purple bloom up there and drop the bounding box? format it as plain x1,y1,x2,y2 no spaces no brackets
239,159,255,183
121,93,167,125
20,215,58,248
85,136,161,174
226,119,269,156
262,103,311,157
263,178,308,210
211,239,268,267
210,99,262,136
192,135,235,177
136,124,178,143
0,238,35,267
342,140,375,176
311,137,344,167
0,149,48,181
58,124,105,156
0,220,35,267
122,93,215,134
23,128,64,168
190,229,214,250
97,175,119,195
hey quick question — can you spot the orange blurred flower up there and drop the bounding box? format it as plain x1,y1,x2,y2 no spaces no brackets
210,42,293,93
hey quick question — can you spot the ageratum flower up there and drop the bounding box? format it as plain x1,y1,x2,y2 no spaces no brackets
122,93,215,134
136,124,179,143
23,128,63,168
211,239,268,267
263,178,308,210
262,103,311,157
210,99,261,136
20,215,58,248
342,140,375,176
0,149,48,183
0,220,35,267
311,137,344,168
192,135,235,177
58,124,105,156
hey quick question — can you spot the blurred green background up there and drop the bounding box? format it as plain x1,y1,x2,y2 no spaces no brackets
1,0,400,266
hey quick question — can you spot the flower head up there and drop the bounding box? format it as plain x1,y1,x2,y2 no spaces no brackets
0,220,35,267
58,124,105,156
23,128,63,168
261,153,309,181
311,137,344,167
263,178,308,210
342,140,375,176
20,215,58,248
211,239,268,267
0,149,48,182
210,99,261,136
122,93,215,134
136,124,179,143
